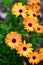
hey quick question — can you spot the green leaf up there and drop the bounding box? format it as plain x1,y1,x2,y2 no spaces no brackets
2,0,11,7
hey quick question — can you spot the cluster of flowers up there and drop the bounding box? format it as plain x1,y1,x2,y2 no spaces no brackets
5,0,43,65
11,0,43,33
5,32,43,65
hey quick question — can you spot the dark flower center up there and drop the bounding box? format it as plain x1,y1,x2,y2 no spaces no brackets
32,56,36,59
23,47,27,51
27,14,29,16
28,23,32,27
19,9,23,13
37,2,40,5
37,15,40,18
32,3,35,5
37,28,40,30
33,14,36,17
12,39,16,43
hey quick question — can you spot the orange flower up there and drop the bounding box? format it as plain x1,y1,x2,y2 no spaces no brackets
34,24,43,33
25,5,32,10
26,5,40,18
28,51,41,65
33,12,40,18
25,5,33,16
17,40,33,58
39,48,43,61
26,9,33,16
5,32,22,49
39,48,43,53
11,2,27,18
27,0,40,5
32,4,40,12
23,16,38,32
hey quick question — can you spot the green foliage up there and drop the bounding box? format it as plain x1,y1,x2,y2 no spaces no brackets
2,0,11,7
2,0,27,7
29,32,43,49
0,0,27,65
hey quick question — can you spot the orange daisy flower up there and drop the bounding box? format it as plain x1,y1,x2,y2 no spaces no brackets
39,48,43,61
11,2,27,18
33,11,40,18
27,0,40,5
25,5,32,10
32,4,40,12
28,51,41,65
23,16,38,32
26,9,33,16
34,24,43,33
39,48,43,53
26,5,40,18
5,32,22,49
25,5,33,16
17,40,33,58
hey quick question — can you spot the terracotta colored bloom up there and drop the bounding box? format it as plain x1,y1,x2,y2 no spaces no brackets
17,40,33,58
23,16,38,32
11,2,27,18
5,32,22,49
34,24,43,33
28,51,41,65
39,48,43,60
27,0,40,5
